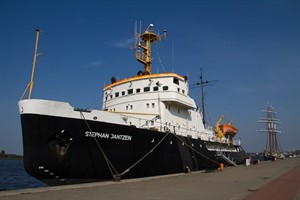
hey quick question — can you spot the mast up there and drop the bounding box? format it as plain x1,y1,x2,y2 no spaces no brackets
199,68,216,125
20,28,40,100
200,68,206,125
258,104,283,156
28,28,40,99
190,69,216,125
135,24,166,74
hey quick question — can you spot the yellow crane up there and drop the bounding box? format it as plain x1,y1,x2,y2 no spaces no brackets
215,115,238,140
215,115,224,139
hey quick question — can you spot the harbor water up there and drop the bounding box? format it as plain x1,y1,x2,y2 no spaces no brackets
0,159,47,191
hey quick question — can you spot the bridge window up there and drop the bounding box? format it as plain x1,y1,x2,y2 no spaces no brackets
153,86,159,91
163,86,168,91
144,87,150,92
122,91,125,96
165,104,170,110
128,89,133,94
136,88,141,93
173,78,179,85
115,92,119,97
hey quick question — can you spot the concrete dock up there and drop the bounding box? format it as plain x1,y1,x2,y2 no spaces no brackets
1,157,299,200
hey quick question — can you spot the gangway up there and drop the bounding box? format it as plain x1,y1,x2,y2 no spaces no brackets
216,152,238,166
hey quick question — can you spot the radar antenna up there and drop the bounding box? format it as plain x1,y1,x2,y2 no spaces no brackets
134,23,167,74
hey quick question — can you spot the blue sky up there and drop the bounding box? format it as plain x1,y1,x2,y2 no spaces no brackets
0,0,299,154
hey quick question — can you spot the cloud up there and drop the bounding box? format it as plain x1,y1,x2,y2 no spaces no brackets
89,60,103,66
111,38,135,48
82,60,103,69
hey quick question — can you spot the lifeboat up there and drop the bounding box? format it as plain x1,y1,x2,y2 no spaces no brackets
219,124,238,136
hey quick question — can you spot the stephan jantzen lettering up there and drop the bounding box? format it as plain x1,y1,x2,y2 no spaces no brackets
85,131,132,141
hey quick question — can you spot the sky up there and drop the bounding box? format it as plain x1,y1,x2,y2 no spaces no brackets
0,0,299,155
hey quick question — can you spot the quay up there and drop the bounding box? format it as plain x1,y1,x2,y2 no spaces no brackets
1,157,299,200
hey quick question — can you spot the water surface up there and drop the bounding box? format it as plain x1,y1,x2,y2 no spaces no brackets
0,159,47,191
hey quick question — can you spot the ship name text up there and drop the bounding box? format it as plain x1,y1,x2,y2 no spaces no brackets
85,131,132,141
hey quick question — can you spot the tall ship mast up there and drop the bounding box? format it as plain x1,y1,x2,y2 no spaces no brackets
258,104,283,157
18,24,246,185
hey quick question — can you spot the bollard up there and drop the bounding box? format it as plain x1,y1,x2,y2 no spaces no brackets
220,163,224,171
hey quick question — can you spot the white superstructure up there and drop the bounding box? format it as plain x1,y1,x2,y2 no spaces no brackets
102,73,215,141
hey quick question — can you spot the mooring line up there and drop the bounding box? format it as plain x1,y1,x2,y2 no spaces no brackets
172,133,220,165
79,111,170,180
119,131,171,177
79,111,119,180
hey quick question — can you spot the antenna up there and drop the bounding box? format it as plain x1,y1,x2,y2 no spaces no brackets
172,40,174,72
139,21,142,35
145,24,154,32
190,68,217,125
134,20,137,46
163,29,167,39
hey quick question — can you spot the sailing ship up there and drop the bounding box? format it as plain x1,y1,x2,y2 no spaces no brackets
18,24,246,185
258,104,283,160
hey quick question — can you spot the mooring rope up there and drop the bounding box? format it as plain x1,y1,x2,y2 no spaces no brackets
80,110,220,181
79,111,120,180
79,111,171,181
171,133,220,165
119,131,171,177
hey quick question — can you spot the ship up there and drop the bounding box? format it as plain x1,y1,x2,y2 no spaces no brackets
258,103,284,160
18,24,246,185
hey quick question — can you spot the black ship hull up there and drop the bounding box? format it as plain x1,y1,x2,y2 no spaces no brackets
20,112,245,185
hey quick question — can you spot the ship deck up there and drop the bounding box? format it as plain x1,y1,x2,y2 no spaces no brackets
1,157,299,200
